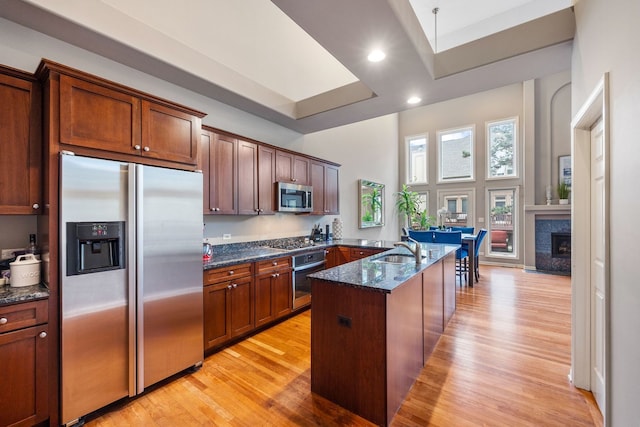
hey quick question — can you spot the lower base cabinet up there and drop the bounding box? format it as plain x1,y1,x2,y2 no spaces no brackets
0,300,49,427
255,258,292,327
204,257,293,352
203,264,254,352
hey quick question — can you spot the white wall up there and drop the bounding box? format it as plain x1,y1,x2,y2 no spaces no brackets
572,0,640,423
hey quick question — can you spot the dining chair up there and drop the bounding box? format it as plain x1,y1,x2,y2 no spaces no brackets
472,229,488,281
433,231,468,284
408,230,436,242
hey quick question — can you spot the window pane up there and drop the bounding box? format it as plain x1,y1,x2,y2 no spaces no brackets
407,136,428,184
487,118,517,178
488,188,516,256
439,126,474,181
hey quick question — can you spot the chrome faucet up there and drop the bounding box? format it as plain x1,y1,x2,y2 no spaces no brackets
394,237,423,264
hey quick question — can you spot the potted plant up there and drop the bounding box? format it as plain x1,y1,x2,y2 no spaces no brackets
557,182,570,204
395,184,420,229
416,210,436,230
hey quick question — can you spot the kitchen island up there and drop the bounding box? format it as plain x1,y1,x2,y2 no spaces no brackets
308,243,458,426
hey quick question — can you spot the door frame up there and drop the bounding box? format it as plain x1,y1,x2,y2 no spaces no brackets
570,73,610,422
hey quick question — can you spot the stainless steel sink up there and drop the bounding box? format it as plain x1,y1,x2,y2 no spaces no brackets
373,254,420,264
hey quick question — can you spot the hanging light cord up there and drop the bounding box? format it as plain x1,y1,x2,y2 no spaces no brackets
432,7,439,53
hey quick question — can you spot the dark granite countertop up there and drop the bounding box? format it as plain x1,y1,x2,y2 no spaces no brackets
0,283,49,306
203,238,398,270
307,243,459,293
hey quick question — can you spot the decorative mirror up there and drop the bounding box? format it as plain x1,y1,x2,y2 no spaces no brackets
359,179,385,228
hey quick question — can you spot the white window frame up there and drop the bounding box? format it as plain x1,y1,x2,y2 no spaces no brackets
405,134,429,185
486,186,519,259
486,117,518,180
437,125,475,183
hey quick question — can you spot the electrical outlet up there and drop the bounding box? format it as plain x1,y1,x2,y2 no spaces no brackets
1,248,22,259
222,234,231,240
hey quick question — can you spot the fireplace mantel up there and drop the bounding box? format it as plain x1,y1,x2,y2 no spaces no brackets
524,204,571,215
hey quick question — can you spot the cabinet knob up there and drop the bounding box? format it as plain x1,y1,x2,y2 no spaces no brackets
0,317,7,325
272,261,278,266
39,331,47,338
143,146,150,152
292,178,297,182
232,283,238,289
228,271,234,275
275,273,280,277
210,208,216,212
32,203,40,209
134,145,141,150
227,285,232,290
272,273,277,278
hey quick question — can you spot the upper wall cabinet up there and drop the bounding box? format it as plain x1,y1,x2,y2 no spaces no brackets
310,161,339,215
201,130,237,215
275,150,310,185
39,60,205,167
0,66,41,214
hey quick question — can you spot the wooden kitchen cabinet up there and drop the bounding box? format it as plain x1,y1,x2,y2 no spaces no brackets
324,247,338,268
0,66,42,214
275,150,310,185
42,61,204,167
237,139,258,215
203,263,254,351
208,131,237,215
257,145,276,214
310,161,339,215
0,299,49,427
255,257,292,327
349,247,385,261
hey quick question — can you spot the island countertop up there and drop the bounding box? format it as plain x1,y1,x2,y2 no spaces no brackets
308,243,459,292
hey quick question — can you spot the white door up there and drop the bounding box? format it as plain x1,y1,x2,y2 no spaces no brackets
590,118,606,415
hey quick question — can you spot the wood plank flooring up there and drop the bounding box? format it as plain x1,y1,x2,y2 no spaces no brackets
85,266,602,426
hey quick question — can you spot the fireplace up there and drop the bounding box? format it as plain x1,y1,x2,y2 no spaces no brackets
551,233,571,258
534,218,571,274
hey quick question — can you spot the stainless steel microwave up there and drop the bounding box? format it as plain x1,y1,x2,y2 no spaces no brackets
277,182,313,212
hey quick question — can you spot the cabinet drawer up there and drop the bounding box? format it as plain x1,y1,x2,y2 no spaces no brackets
256,257,291,274
349,248,383,260
205,263,253,285
0,299,48,334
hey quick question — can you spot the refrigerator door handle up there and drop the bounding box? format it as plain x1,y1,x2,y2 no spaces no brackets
135,163,147,395
127,163,142,396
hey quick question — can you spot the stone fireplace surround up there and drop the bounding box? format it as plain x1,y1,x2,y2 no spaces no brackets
524,205,571,274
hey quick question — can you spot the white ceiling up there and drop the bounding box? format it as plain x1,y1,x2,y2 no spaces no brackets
0,0,575,134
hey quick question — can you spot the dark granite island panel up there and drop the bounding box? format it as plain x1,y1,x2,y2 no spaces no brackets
309,245,458,426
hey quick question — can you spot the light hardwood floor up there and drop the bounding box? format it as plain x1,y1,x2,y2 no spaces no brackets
85,266,602,426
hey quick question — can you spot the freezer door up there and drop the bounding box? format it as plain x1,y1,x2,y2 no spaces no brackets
136,164,204,392
60,155,131,424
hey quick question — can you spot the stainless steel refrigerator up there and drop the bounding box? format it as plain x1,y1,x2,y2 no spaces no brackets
59,153,203,425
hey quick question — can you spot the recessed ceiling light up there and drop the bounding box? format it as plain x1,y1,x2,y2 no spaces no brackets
367,50,386,62
407,96,422,105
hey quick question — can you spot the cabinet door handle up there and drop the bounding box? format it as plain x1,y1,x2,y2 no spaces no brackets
292,178,297,182
227,285,232,290
232,283,238,289
39,331,47,338
272,261,278,266
0,317,7,325
32,203,40,209
228,271,234,275
275,273,280,277
143,146,150,152
272,273,277,278
134,144,141,150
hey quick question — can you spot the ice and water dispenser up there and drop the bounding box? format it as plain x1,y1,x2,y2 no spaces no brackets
66,221,125,276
